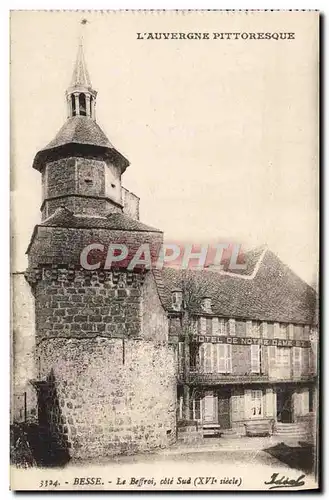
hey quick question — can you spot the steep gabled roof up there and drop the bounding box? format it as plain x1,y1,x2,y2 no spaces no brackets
159,248,317,325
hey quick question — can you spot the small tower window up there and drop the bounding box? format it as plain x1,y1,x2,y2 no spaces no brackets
79,93,87,116
90,96,93,117
71,94,76,116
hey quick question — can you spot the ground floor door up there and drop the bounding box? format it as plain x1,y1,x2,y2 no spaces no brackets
276,388,293,423
217,389,231,429
203,391,217,423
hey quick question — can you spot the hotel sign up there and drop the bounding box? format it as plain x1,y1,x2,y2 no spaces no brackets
189,335,311,348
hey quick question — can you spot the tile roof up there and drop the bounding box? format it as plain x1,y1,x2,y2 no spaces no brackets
41,207,162,233
43,116,112,150
156,249,317,325
32,117,129,173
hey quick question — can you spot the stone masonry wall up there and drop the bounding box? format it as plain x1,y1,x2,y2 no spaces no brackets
11,273,37,423
37,337,176,459
33,270,144,341
30,269,176,458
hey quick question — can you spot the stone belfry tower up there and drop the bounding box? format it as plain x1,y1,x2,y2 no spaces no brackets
26,40,176,461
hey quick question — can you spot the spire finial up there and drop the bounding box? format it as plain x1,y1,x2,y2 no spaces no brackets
70,33,92,89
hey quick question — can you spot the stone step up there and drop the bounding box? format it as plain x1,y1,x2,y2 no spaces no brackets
177,426,199,433
177,435,204,444
275,427,307,432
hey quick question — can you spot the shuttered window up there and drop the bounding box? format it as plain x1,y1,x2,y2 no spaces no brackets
251,345,260,373
200,343,232,373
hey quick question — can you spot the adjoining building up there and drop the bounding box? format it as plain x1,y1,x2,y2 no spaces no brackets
156,255,317,441
11,42,318,462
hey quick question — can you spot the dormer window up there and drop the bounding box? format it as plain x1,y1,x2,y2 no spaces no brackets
201,297,212,313
172,290,183,311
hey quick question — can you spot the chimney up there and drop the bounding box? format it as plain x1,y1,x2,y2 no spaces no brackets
201,296,212,313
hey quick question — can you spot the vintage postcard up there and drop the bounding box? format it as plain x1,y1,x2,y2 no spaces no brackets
10,10,319,491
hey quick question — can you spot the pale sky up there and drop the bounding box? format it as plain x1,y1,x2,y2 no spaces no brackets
10,11,319,286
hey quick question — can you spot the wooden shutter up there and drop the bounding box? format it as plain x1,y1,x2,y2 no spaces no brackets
261,321,268,338
200,317,207,335
252,321,261,338
288,324,294,340
246,320,252,337
265,388,275,417
293,347,302,378
218,345,226,373
251,345,260,373
228,319,235,336
212,317,219,336
268,346,276,376
199,344,205,373
304,325,310,341
274,322,280,338
204,343,212,373
231,390,244,421
244,389,252,419
226,344,232,373
302,347,310,376
301,388,309,415
212,344,218,373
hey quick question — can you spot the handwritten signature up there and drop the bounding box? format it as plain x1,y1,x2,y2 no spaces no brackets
264,472,306,490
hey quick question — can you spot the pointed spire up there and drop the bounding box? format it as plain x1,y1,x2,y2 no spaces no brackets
66,35,97,120
70,41,92,89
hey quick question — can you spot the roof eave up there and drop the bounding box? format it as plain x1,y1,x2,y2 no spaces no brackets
32,143,130,173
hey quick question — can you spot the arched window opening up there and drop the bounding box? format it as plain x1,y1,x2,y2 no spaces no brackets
90,97,93,118
71,94,76,116
79,93,87,116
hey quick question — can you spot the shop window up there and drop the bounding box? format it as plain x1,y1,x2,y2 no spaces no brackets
250,390,263,417
189,394,201,421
